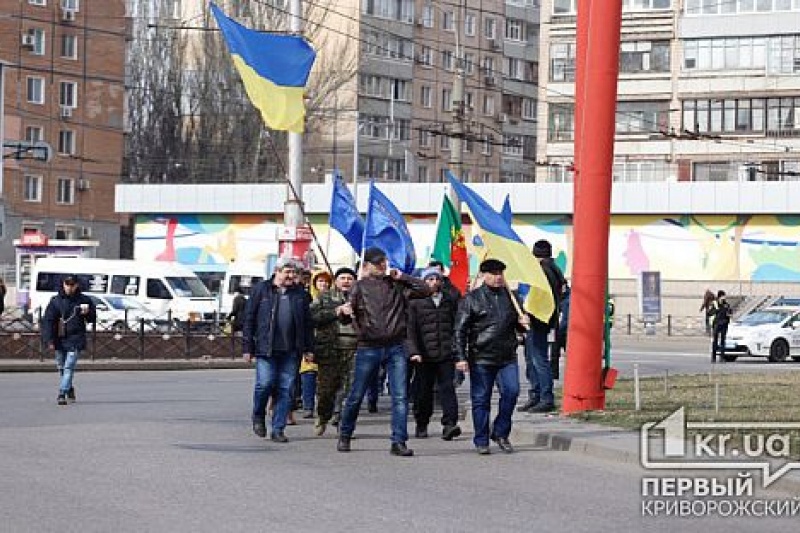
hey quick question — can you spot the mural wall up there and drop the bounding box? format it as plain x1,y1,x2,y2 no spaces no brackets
134,213,800,282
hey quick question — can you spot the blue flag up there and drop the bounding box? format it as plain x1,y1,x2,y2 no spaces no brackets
501,194,513,225
363,182,416,274
329,172,364,254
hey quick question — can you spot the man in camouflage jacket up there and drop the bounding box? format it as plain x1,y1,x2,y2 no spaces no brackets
310,267,358,436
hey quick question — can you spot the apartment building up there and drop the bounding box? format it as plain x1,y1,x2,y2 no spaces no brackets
0,0,128,272
536,0,800,183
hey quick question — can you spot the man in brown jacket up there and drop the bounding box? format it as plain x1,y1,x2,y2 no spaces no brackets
336,247,430,457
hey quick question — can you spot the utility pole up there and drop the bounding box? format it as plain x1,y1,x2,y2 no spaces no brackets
279,0,313,264
449,0,466,213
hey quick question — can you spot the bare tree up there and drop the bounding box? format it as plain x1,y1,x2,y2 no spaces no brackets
125,0,358,184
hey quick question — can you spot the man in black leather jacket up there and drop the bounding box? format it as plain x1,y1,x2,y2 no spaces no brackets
336,247,430,457
454,259,529,455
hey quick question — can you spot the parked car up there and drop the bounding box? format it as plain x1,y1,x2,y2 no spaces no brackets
724,306,800,362
87,294,168,333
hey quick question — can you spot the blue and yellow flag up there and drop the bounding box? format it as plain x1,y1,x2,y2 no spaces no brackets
446,171,554,323
210,3,316,133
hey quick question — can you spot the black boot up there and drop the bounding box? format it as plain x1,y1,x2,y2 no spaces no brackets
337,436,351,452
390,442,414,457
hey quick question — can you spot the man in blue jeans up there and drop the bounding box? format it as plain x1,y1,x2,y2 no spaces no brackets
519,239,565,414
454,259,529,455
243,258,314,443
42,274,96,405
337,247,430,457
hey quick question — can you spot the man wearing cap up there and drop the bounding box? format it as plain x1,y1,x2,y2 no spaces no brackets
519,239,566,414
454,259,529,454
243,258,315,443
336,247,430,457
310,266,358,436
407,267,462,441
42,275,96,405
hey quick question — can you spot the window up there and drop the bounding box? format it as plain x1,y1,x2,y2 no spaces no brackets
482,136,492,155
32,29,45,55
464,53,475,75
59,81,77,108
503,135,524,156
484,17,496,39
522,98,536,120
421,4,434,27
29,0,46,6
506,58,524,80
418,166,429,182
548,103,575,141
442,88,452,111
420,85,432,108
419,130,432,148
146,279,172,299
505,19,524,41
58,130,75,155
616,101,670,134
24,175,43,202
442,10,455,31
465,13,476,36
56,177,74,204
54,224,75,240
111,275,141,296
440,134,451,149
61,0,80,10
60,34,77,59
25,126,44,143
442,50,455,71
482,94,495,115
482,172,492,182
418,46,433,66
26,77,45,104
482,56,496,76
620,41,671,73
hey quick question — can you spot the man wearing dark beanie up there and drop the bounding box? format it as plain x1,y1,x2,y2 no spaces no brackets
336,247,430,457
520,239,566,413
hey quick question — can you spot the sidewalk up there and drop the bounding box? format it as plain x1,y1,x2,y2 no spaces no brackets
503,409,800,496
0,357,250,372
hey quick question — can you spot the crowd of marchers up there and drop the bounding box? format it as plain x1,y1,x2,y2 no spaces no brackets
39,240,567,457
241,239,566,457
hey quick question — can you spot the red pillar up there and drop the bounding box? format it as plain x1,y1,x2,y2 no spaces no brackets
562,0,623,414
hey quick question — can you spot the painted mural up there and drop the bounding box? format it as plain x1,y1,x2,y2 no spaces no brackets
134,213,800,282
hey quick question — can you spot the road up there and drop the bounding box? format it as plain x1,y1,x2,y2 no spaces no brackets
598,335,800,378
1,368,797,532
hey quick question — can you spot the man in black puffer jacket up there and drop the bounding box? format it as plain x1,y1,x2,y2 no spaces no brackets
42,274,96,406
454,259,529,455
408,267,461,441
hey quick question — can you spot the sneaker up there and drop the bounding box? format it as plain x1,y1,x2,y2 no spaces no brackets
414,425,429,439
367,402,378,413
66,387,76,403
302,410,314,419
57,393,68,406
270,432,289,443
441,425,462,441
331,414,340,427
529,403,556,414
476,446,491,455
337,436,351,452
252,418,267,438
517,398,539,412
390,442,414,457
314,420,327,437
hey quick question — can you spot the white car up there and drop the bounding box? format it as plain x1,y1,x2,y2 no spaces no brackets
87,294,168,333
724,306,800,362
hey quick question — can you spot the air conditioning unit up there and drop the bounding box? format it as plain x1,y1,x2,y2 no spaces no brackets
77,178,90,191
62,9,76,21
497,113,508,123
484,75,496,86
60,105,73,118
488,38,501,50
21,33,36,48
79,226,92,239
416,17,425,26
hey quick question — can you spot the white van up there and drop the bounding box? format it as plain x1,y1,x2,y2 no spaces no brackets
30,258,218,323
219,261,268,316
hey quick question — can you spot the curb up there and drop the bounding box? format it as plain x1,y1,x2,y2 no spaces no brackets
0,358,250,373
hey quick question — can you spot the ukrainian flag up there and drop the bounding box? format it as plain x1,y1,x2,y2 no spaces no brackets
446,171,554,323
211,3,316,133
